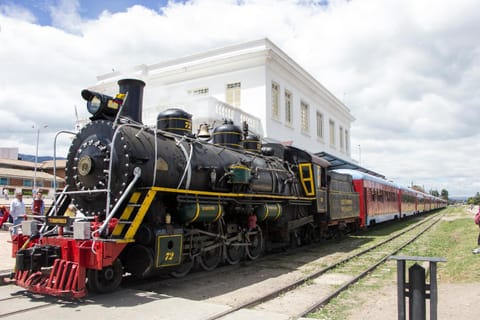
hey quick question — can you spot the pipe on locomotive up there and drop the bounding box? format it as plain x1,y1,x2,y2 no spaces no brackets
118,79,145,123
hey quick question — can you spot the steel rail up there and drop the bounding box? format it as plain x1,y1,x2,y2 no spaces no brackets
297,213,444,317
204,212,442,320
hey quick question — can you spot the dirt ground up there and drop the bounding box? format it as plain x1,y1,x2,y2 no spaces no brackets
348,206,480,320
2,208,479,319
347,282,480,319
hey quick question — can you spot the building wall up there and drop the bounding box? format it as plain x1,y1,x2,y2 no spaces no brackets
91,39,354,161
0,159,66,198
143,66,267,134
0,148,19,160
265,60,352,157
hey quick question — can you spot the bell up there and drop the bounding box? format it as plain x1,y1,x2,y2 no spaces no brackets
197,123,211,140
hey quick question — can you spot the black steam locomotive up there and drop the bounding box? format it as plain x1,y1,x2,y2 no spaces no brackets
11,79,360,298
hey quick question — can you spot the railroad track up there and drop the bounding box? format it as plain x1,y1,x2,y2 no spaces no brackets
204,212,443,319
0,212,443,319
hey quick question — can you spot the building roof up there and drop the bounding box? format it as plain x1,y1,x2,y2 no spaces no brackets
0,167,64,182
40,160,67,169
315,151,385,179
95,38,354,122
0,158,66,170
0,158,35,169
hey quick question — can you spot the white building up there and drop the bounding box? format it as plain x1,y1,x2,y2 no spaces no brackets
90,38,355,161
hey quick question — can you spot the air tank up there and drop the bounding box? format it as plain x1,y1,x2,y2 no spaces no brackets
242,133,261,153
212,120,242,149
157,108,192,135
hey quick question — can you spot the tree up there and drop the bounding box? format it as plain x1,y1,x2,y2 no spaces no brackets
430,190,439,197
411,185,425,192
467,192,480,205
440,189,449,200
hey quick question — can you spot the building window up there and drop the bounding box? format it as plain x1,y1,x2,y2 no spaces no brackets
271,82,280,120
226,82,241,108
329,119,335,147
285,90,292,125
340,126,344,151
316,111,323,139
345,129,350,155
23,179,33,187
0,177,8,185
188,87,209,95
300,101,309,133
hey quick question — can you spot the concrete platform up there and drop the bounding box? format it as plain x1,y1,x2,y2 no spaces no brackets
0,230,15,272
0,230,308,319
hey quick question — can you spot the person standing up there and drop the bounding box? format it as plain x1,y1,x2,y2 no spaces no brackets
64,204,77,218
0,205,10,228
32,192,45,216
473,207,480,254
10,192,26,235
3,188,9,200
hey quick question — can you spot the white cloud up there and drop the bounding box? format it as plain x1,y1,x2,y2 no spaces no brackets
48,0,83,33
0,3,37,23
0,0,479,197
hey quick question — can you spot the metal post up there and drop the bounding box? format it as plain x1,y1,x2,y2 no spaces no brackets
33,124,48,194
358,144,361,164
397,259,406,320
430,261,438,320
389,256,446,320
34,127,39,193
409,263,426,320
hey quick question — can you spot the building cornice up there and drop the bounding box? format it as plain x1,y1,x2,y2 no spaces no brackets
263,44,355,122
95,38,355,122
0,167,65,181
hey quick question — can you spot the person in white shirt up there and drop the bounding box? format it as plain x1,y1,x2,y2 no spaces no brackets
10,192,26,235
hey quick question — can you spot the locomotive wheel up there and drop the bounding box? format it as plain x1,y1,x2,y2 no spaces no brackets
170,254,195,278
199,244,222,271
86,259,123,293
225,242,244,265
301,224,316,245
245,227,263,260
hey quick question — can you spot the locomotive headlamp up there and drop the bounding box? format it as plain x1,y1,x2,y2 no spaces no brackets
81,89,122,120
87,95,102,114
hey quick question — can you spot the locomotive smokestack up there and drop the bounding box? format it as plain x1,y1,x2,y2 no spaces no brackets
118,79,146,123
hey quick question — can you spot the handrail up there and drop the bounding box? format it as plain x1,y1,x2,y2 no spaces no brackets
44,129,78,235
38,185,68,233
105,122,146,218
97,167,142,236
53,130,77,208
59,189,110,195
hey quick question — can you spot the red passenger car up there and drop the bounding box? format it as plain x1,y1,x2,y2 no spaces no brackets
334,170,400,227
399,186,417,217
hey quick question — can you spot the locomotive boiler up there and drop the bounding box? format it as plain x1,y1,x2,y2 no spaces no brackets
11,79,333,297
69,79,295,217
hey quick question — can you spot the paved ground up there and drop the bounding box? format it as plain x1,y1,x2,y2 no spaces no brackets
0,230,15,272
348,282,480,320
1,210,479,319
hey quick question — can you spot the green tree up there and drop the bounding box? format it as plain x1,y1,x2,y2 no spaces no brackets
467,192,480,205
411,185,425,193
430,190,439,197
440,189,449,200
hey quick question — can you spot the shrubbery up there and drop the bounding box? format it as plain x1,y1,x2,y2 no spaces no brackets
467,192,480,205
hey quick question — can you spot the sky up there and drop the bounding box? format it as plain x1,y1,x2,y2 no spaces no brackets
0,0,479,198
